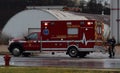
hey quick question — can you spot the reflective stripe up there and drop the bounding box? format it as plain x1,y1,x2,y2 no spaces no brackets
10,40,103,43
42,48,67,51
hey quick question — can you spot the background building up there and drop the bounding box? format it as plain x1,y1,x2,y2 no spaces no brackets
111,0,120,43
2,9,87,38
0,0,70,31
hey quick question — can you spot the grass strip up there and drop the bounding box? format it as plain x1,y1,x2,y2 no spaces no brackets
0,67,120,73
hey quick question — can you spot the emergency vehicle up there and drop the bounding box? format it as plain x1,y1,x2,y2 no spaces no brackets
8,20,106,57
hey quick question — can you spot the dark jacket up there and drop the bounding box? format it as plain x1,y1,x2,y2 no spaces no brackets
107,38,116,47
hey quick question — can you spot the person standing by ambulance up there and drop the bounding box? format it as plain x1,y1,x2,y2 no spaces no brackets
107,37,116,58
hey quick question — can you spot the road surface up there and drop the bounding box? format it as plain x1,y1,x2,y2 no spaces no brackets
0,52,120,68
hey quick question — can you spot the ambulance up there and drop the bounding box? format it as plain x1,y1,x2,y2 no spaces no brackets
8,20,107,57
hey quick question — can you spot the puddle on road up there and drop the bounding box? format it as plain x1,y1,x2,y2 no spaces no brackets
104,59,120,68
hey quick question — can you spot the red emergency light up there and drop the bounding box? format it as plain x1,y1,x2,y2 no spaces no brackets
44,22,48,26
87,22,93,26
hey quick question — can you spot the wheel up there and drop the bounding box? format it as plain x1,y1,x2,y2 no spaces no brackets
10,46,23,57
68,47,78,58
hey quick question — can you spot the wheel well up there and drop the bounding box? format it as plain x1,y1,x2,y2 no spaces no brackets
9,42,23,52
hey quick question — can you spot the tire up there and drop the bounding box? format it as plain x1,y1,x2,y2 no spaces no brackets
68,47,78,58
10,46,23,57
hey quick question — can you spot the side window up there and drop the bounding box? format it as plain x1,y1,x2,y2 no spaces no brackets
27,33,38,40
96,22,103,35
96,26,102,34
68,28,78,35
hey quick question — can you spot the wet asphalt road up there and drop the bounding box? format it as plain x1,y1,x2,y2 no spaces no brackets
1,52,120,69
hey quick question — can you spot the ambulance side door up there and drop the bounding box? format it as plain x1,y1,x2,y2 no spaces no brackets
23,32,40,51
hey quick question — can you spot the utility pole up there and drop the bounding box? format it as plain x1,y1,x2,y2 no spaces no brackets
117,0,120,44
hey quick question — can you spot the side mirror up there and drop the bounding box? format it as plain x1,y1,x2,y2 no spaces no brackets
24,36,28,41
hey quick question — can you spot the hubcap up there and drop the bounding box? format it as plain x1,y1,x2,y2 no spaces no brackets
71,50,76,54
70,48,77,56
13,48,20,56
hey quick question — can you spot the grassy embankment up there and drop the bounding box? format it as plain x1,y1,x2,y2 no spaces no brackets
0,67,120,73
